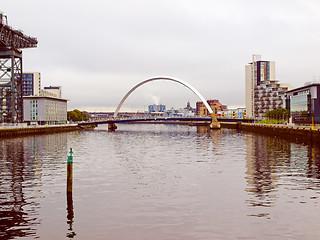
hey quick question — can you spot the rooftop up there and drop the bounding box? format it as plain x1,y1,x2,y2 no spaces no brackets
286,83,320,93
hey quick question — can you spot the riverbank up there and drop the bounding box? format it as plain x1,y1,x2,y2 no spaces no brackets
0,124,96,138
2,121,319,143
221,122,320,143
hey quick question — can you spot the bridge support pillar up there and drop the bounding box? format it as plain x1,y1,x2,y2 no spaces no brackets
108,123,117,131
209,113,220,129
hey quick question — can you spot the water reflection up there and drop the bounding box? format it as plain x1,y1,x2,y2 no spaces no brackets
306,143,320,179
245,133,320,217
196,125,212,134
0,134,67,239
0,137,37,239
66,192,76,238
1,125,320,238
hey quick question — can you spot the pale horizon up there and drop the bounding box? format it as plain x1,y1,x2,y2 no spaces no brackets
2,0,320,110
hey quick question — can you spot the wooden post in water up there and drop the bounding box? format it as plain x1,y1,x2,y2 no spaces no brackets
66,148,76,238
67,148,73,193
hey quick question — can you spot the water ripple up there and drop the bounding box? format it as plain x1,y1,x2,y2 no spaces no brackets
1,125,320,239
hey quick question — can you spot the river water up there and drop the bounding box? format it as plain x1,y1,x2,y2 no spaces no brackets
1,124,320,240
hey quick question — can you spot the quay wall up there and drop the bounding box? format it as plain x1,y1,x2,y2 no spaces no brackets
0,124,96,138
221,122,320,144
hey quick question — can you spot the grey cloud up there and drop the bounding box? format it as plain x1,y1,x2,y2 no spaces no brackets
2,0,320,110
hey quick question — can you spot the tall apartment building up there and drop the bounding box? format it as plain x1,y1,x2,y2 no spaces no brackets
245,55,287,118
22,72,41,96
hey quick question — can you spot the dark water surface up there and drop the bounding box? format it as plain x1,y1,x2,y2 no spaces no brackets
1,124,320,239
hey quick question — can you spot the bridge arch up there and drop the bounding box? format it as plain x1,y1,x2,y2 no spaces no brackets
113,77,213,118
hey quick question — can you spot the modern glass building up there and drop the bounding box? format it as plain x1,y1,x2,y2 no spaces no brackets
285,83,320,123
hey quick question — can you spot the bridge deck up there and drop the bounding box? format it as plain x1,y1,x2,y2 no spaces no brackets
78,117,253,126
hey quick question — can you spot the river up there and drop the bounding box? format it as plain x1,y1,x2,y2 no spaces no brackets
1,124,320,239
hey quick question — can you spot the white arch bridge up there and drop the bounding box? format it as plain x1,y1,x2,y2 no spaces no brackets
80,77,222,130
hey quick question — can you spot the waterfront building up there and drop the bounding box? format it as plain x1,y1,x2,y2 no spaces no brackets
217,108,246,118
148,104,166,113
23,96,67,125
88,112,114,120
163,101,196,117
40,88,59,98
22,73,61,98
245,54,288,119
254,81,288,119
21,72,67,124
196,99,227,116
43,86,62,98
22,72,41,96
164,108,195,117
285,83,320,123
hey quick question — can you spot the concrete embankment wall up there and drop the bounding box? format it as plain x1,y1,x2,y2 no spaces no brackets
0,125,96,138
220,122,320,144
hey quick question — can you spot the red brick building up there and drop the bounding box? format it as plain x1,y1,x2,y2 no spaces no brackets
196,99,227,116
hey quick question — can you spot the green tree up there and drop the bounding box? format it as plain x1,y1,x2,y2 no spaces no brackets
265,108,290,120
67,109,90,122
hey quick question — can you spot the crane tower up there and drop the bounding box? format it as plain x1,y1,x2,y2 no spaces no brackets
0,13,38,122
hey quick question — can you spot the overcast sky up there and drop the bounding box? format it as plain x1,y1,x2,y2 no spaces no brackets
2,0,320,111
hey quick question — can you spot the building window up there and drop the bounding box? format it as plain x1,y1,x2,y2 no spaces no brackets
30,100,38,121
290,93,309,113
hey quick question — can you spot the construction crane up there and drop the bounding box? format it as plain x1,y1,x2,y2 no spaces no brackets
0,12,38,123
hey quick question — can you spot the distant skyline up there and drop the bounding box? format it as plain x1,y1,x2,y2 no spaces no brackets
2,0,320,112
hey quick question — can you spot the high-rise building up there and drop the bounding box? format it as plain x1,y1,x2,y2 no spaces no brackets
245,54,286,118
22,72,41,96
